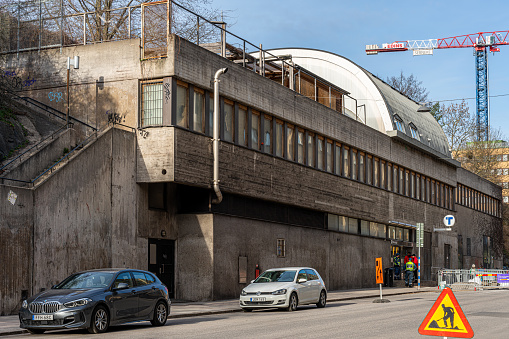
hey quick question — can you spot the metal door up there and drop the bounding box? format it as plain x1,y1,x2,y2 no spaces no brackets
148,239,175,298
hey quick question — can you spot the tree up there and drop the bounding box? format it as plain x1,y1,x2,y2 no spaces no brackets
438,100,475,158
386,71,429,103
0,0,225,49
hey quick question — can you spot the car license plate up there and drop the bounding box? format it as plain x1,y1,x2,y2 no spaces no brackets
250,297,266,302
33,314,53,321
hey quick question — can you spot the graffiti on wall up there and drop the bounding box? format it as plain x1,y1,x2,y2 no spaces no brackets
48,92,63,103
107,110,125,124
138,129,149,139
0,67,37,90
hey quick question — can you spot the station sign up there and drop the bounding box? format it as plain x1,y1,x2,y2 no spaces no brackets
443,215,456,227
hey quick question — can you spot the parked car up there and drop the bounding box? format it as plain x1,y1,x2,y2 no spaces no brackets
239,267,326,312
19,268,170,334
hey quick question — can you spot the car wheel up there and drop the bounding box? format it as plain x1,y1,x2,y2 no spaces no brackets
88,305,109,334
242,308,253,312
27,329,46,334
150,301,168,326
316,290,326,308
287,292,298,312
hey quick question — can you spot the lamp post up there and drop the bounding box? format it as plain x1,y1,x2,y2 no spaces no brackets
66,56,80,128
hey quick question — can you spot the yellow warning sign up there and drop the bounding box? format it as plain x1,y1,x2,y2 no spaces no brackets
375,257,383,284
418,287,473,338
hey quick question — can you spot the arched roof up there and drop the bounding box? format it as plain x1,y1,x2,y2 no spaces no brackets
267,48,451,157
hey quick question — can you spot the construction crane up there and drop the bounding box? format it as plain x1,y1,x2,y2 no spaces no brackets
365,31,509,141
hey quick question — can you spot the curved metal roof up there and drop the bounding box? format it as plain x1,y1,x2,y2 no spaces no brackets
266,48,451,157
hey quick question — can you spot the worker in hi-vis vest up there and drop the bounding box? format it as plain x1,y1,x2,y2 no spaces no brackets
393,253,401,280
405,259,416,287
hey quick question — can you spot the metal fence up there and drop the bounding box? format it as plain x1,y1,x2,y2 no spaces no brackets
438,269,509,291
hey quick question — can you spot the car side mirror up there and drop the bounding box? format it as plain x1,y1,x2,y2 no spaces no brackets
114,282,129,290
298,278,307,283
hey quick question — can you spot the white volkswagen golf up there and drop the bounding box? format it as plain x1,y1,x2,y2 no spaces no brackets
239,267,327,312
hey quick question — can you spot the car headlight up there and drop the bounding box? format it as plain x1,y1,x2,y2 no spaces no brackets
272,289,287,295
241,289,247,296
22,300,28,309
63,298,92,308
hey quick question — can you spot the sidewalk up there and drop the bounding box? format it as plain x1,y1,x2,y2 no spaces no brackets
0,286,437,336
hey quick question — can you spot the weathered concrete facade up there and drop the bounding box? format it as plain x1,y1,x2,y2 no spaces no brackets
0,35,503,315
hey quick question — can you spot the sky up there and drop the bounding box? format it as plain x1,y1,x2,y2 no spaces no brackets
209,0,509,139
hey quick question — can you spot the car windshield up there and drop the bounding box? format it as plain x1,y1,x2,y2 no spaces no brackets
54,272,115,289
254,270,296,283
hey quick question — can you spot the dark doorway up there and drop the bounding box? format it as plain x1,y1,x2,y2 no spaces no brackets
444,243,451,269
148,239,175,298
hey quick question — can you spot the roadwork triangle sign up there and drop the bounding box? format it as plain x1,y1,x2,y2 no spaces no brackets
418,287,473,338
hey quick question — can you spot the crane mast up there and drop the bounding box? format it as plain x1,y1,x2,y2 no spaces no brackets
366,31,509,141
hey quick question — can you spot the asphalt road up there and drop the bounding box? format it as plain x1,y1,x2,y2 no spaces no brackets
10,290,509,339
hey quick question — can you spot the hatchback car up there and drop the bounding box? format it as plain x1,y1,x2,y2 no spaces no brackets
19,269,170,334
239,267,326,312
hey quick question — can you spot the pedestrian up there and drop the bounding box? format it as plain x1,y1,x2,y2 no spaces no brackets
405,257,416,287
412,253,418,283
404,252,411,266
393,253,401,280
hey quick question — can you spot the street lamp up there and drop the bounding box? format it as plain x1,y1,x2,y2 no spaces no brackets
66,56,80,128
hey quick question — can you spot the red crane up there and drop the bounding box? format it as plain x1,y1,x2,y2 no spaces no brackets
366,31,509,141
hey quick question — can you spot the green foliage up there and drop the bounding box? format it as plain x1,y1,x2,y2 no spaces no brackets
63,147,69,155
429,102,442,123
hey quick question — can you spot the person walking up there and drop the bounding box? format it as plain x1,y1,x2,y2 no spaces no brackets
405,257,416,287
393,253,401,280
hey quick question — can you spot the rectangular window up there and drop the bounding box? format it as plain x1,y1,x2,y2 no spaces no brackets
388,226,396,239
275,119,284,157
387,163,392,191
343,146,350,178
399,168,404,195
208,94,214,136
374,158,379,187
141,82,163,126
317,136,324,170
416,175,420,200
263,115,272,153
431,180,436,204
251,110,260,150
223,99,234,142
380,160,386,189
405,170,410,196
404,229,410,242
378,224,386,239
339,216,348,232
335,143,341,175
277,239,286,257
326,140,333,173
359,152,365,183
307,133,315,167
238,105,248,146
176,82,189,128
352,149,358,180
286,124,295,161
369,222,378,237
297,129,305,164
396,227,403,240
411,172,415,198
393,165,398,193
366,155,372,185
360,220,369,236
193,88,205,133
348,218,358,234
328,214,339,231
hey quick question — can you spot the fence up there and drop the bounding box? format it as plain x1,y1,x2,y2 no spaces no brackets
0,0,364,121
438,269,509,291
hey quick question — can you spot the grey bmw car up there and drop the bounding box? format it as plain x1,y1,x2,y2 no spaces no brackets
19,268,170,334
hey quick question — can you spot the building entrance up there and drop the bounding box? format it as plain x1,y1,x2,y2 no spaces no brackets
148,239,175,298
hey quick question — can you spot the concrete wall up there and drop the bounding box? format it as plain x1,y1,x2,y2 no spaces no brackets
32,128,142,290
4,128,75,183
212,214,391,300
0,185,33,315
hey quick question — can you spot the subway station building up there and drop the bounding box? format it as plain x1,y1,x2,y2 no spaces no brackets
0,10,503,314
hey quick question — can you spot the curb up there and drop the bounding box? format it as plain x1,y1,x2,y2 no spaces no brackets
0,289,435,336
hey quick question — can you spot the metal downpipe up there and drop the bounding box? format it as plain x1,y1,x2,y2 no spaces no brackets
212,67,228,204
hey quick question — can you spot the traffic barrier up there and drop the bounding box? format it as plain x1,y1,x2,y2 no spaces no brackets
438,269,509,291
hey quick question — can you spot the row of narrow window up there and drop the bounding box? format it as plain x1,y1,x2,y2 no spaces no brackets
456,184,500,217
328,214,413,242
141,79,501,215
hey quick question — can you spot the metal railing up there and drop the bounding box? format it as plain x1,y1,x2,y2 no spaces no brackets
438,269,509,291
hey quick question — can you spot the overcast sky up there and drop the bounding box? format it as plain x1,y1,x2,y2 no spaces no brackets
209,0,509,139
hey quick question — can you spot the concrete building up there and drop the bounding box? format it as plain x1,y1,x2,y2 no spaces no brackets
0,14,503,315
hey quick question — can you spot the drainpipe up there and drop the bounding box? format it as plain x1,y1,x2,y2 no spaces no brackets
212,67,228,204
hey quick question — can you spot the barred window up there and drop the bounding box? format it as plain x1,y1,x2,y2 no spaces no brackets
277,239,286,257
141,82,163,126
